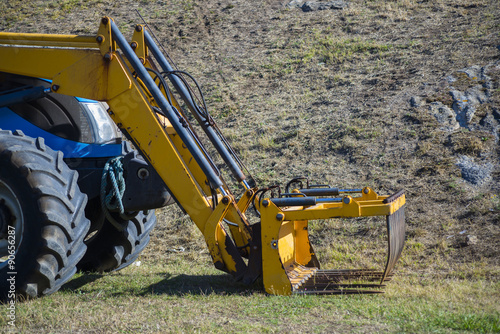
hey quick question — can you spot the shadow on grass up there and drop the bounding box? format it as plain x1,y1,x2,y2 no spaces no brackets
60,270,263,297
60,273,104,292
137,273,263,297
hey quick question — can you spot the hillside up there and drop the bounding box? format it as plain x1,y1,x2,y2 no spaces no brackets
1,0,499,332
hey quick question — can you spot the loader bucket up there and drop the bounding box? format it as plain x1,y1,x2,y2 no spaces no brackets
259,188,406,295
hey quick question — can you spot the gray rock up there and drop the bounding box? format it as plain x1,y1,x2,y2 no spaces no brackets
302,2,321,11
466,85,488,104
457,65,487,81
445,75,457,84
456,155,493,186
451,86,488,128
302,1,347,12
418,63,499,140
451,90,475,128
286,0,304,8
428,102,459,131
477,112,500,141
410,96,423,108
466,235,478,246
323,1,348,9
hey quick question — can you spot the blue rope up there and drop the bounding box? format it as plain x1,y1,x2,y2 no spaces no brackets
100,157,127,231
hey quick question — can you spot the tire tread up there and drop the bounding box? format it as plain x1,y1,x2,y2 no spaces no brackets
0,130,90,298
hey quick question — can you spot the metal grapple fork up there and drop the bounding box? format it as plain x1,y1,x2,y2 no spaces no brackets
259,188,406,295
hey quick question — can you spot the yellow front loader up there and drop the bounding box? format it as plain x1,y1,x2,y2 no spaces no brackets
0,17,405,297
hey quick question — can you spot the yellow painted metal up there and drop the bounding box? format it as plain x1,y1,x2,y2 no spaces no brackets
131,25,148,65
278,220,296,267
96,17,115,57
200,196,248,274
53,53,132,100
271,219,317,285
130,55,218,199
274,219,317,269
293,220,318,268
215,222,238,273
283,193,406,222
0,46,92,82
260,190,406,295
203,196,232,270
0,44,129,101
224,189,255,250
161,105,215,199
0,32,97,48
236,189,255,214
168,130,212,197
0,36,215,231
104,58,215,227
261,203,292,295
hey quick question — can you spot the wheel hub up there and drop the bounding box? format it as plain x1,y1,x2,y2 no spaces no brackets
0,198,14,238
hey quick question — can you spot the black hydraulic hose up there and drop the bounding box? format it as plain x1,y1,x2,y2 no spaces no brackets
162,70,254,187
271,197,317,207
252,185,280,217
298,188,340,197
143,29,248,184
109,19,224,191
162,70,209,121
144,67,173,106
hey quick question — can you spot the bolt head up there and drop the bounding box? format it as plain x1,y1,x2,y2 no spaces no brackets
262,199,269,207
221,197,229,205
276,213,285,221
51,85,59,91
137,168,149,180
343,197,351,204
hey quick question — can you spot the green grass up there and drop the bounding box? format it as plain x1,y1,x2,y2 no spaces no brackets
1,260,498,333
297,34,393,65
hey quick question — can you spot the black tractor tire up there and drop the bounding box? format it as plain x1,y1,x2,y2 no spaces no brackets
77,203,156,273
0,130,90,299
